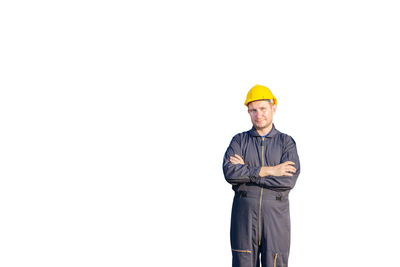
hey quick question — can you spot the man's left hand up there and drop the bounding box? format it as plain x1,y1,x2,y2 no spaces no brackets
230,154,245,165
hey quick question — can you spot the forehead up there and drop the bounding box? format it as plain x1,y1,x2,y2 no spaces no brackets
247,100,272,109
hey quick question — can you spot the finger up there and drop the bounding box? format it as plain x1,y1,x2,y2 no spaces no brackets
236,155,244,161
283,161,296,167
230,159,244,165
284,166,296,172
230,158,240,164
234,155,244,164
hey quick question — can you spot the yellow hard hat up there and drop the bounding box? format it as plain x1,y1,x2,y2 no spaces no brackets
244,84,278,106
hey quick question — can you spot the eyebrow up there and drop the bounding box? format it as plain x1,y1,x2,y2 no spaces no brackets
249,107,267,111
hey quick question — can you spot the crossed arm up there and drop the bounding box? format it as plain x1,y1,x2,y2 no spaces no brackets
223,134,300,189
229,154,296,177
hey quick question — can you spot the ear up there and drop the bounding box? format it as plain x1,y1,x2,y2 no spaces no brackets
272,104,277,113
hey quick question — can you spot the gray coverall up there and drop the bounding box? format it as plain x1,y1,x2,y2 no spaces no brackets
223,125,300,267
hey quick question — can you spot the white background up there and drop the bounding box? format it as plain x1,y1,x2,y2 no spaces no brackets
1,0,400,266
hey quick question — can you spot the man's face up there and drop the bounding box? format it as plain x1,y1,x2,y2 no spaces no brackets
247,100,276,130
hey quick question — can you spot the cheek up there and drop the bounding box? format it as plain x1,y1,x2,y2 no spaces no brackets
266,110,273,117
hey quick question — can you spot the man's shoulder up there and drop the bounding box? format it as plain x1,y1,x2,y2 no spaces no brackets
229,129,254,143
231,130,249,139
271,128,297,143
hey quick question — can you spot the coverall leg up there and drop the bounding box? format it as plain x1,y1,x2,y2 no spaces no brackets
231,188,290,267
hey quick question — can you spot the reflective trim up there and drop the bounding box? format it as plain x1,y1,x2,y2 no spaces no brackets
232,249,252,254
274,253,278,267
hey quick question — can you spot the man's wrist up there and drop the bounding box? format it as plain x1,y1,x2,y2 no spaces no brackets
259,166,274,177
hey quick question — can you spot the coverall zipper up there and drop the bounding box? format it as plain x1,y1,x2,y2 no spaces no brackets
258,137,265,246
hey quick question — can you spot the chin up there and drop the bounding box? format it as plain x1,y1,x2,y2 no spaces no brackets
254,124,267,130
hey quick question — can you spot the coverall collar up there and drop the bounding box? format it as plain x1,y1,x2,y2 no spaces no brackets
249,124,280,138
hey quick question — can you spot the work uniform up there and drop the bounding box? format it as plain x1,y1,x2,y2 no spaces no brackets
223,124,300,267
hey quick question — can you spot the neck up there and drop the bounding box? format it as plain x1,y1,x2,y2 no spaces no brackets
256,124,273,137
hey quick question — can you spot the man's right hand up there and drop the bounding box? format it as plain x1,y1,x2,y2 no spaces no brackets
259,161,296,177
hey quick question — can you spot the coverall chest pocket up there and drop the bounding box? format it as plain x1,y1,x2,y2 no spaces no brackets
243,142,261,166
265,140,283,166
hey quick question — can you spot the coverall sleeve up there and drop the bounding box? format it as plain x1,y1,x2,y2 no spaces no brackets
256,136,300,190
223,134,262,185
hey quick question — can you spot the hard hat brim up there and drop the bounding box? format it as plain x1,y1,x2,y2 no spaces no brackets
245,97,278,106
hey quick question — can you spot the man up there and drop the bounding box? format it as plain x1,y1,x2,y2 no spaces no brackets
223,85,300,267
